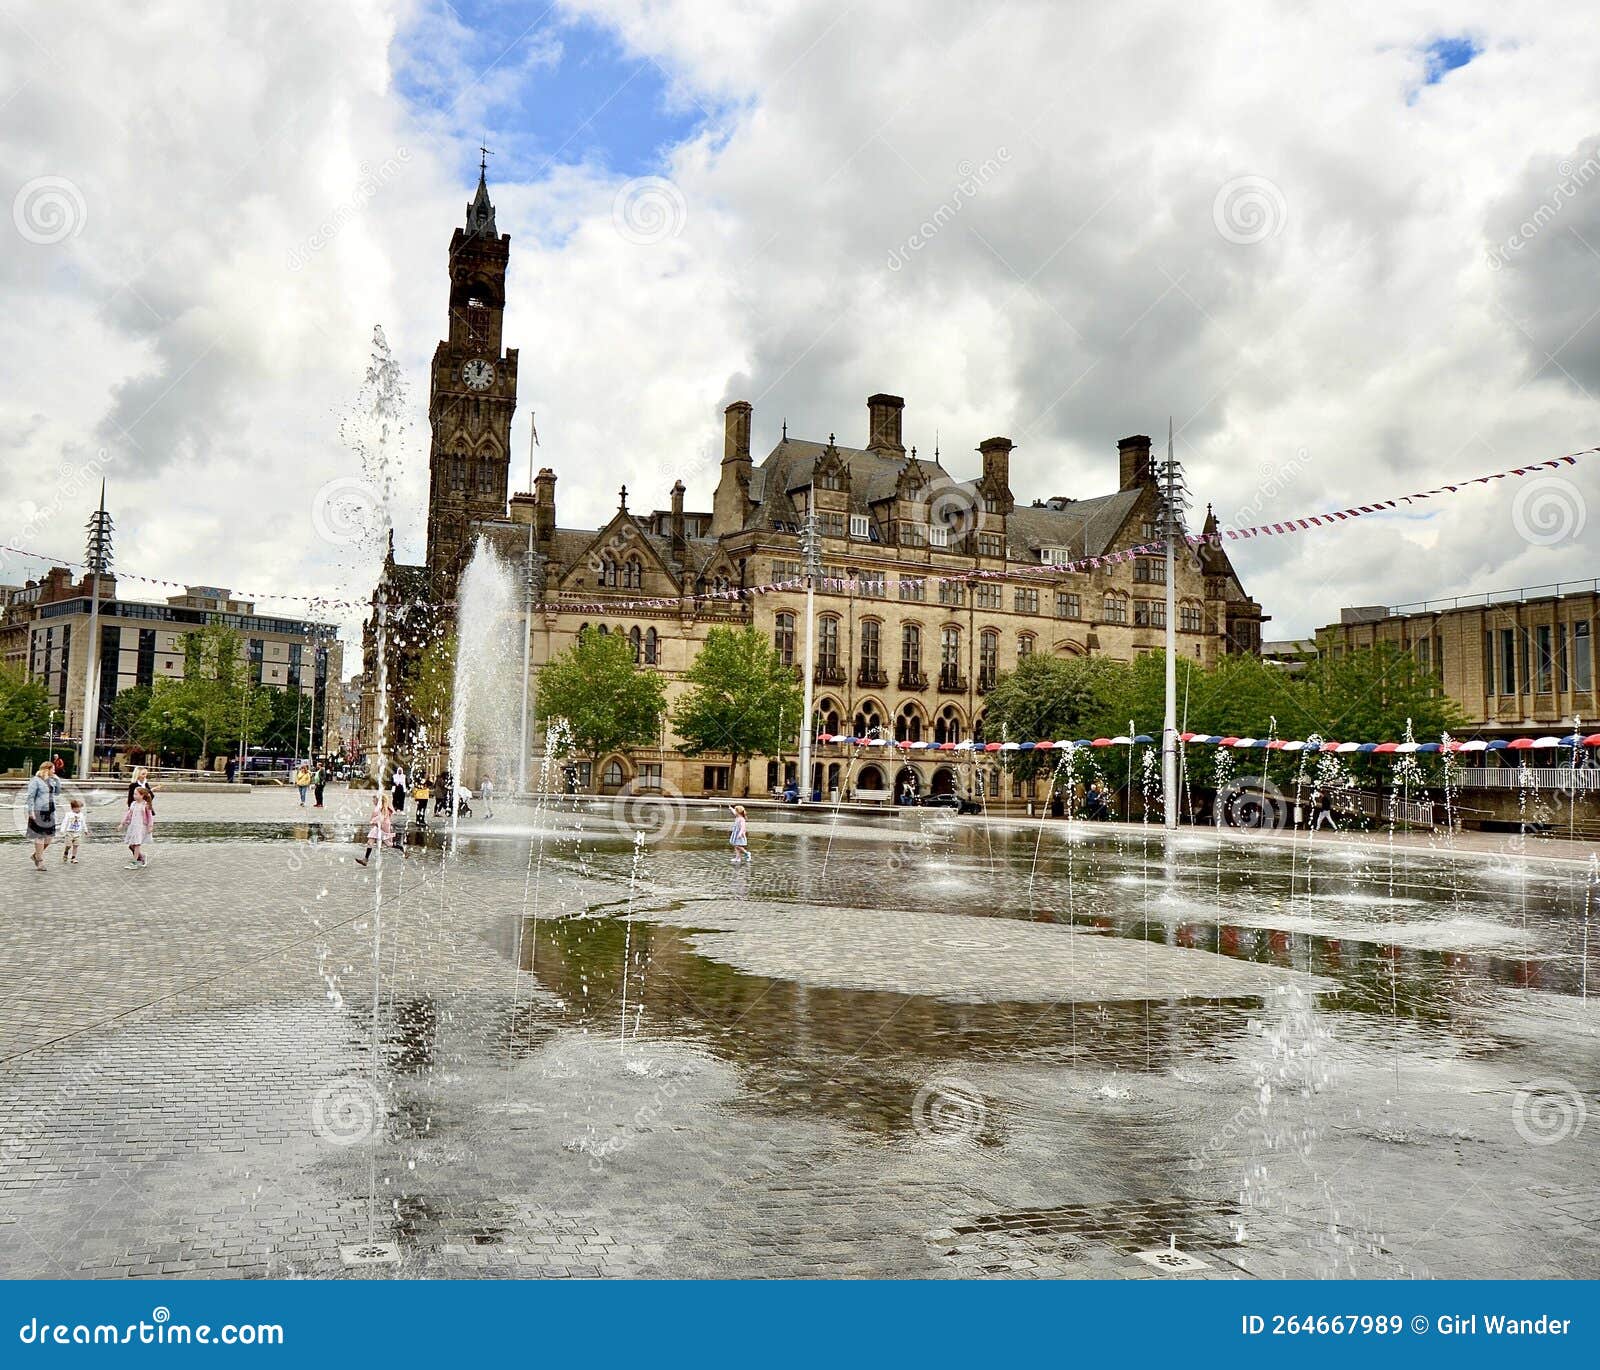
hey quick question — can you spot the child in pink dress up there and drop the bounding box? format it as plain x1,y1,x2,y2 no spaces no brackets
120,783,154,868
728,805,751,865
355,794,397,867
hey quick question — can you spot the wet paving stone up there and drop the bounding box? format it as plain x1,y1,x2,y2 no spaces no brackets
1,793,1597,1278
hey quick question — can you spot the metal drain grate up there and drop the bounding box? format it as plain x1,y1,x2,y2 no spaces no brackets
1134,1246,1210,1273
339,1241,400,1267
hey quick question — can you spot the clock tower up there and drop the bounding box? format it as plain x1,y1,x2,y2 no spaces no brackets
425,158,519,593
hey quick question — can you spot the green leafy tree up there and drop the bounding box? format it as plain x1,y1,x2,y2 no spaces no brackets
1295,643,1468,747
983,655,1132,774
671,627,804,795
0,662,50,746
536,628,666,779
107,683,152,748
405,631,457,755
132,625,271,765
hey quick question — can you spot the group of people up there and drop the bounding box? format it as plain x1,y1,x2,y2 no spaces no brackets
23,759,155,872
355,763,497,869
292,761,333,808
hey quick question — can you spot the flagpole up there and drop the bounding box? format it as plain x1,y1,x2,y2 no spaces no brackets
518,415,537,794
1162,419,1179,831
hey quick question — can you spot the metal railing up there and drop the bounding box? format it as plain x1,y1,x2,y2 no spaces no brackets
1449,765,1600,791
1385,579,1600,617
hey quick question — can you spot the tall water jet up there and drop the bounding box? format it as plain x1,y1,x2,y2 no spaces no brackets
448,538,524,840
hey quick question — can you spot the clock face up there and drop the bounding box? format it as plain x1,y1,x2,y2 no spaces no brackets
461,359,495,390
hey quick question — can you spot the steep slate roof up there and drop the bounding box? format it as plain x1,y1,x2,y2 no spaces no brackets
746,437,953,528
1004,489,1146,561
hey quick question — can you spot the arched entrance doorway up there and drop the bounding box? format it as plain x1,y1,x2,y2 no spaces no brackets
894,764,921,804
930,766,957,796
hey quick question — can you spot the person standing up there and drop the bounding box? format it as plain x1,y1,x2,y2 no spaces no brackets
481,775,494,818
25,761,60,871
120,782,154,868
728,804,751,865
293,762,311,805
412,774,431,827
60,799,88,864
391,762,408,815
312,760,327,809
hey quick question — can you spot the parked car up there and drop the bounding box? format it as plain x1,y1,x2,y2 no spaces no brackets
918,793,983,815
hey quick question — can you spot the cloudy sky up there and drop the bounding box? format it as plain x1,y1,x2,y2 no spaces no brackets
2,0,1597,656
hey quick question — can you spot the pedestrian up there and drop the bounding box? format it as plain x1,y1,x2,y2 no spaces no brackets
435,768,453,816
391,762,408,813
481,775,494,818
125,764,150,809
1313,789,1337,831
225,754,237,783
355,793,396,866
294,762,311,805
728,804,751,865
24,761,60,871
412,774,431,827
120,782,154,868
313,760,327,809
61,798,88,864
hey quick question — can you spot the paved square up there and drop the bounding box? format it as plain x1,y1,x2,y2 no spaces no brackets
2,786,1596,1279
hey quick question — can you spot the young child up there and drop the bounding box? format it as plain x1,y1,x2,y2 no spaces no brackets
412,777,431,827
728,804,751,865
61,798,88,864
120,783,154,868
355,793,396,867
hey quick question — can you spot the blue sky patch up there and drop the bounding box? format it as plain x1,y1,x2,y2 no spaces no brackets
395,2,706,187
1421,35,1480,85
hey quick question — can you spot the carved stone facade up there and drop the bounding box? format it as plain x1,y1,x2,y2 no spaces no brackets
366,170,1267,799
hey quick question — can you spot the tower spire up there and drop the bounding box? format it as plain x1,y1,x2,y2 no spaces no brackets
466,146,497,237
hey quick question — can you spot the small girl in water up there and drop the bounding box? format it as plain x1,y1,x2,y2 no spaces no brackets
728,804,750,865
355,793,396,867
120,783,154,868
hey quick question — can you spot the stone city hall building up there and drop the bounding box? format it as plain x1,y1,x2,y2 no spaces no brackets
367,167,1266,800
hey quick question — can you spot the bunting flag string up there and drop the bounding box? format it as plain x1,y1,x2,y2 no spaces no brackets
812,730,1600,753
1,446,1591,616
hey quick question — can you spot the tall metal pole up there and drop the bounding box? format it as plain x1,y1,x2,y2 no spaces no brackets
518,419,537,794
1161,419,1179,831
797,503,820,803
79,481,112,781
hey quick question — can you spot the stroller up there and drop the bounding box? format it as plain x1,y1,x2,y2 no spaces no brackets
454,786,473,818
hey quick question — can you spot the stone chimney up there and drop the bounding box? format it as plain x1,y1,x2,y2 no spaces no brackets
977,437,1015,514
866,393,905,456
711,400,753,536
1118,434,1153,489
670,479,688,562
533,467,557,552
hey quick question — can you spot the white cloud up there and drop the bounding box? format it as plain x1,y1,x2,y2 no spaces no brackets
3,0,1599,660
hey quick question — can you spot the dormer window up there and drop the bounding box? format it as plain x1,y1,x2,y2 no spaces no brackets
849,514,870,539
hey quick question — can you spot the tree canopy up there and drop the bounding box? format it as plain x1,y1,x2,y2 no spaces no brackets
671,627,804,792
0,663,49,747
536,628,666,764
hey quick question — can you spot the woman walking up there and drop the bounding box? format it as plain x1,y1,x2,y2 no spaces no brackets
120,781,154,868
294,762,311,806
312,760,327,809
24,761,60,871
